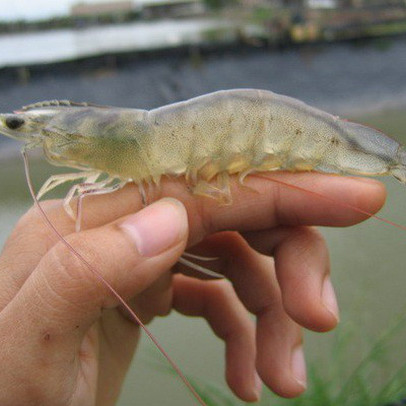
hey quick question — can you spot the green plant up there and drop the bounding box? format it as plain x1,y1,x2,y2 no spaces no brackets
153,311,406,405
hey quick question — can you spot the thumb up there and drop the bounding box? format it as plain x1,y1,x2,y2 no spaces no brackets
1,198,188,355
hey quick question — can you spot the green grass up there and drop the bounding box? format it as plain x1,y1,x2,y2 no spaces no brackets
153,311,406,406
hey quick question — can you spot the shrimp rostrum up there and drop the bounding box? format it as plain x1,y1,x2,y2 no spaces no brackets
0,89,405,215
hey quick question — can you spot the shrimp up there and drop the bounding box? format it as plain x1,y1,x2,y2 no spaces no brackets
0,88,406,405
0,89,405,212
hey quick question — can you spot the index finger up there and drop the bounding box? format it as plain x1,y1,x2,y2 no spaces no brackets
64,172,386,245
6,172,387,253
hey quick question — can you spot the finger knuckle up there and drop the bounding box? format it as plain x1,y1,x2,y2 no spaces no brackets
287,226,326,251
13,205,42,234
209,280,236,305
4,211,54,259
306,226,325,244
46,235,98,290
12,202,61,241
303,226,328,255
155,302,172,317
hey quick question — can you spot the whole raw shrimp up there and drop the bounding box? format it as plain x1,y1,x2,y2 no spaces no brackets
0,89,405,213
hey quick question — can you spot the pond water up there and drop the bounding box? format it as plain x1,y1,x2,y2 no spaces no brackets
0,18,234,68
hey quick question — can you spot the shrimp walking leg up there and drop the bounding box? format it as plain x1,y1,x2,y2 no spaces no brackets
180,251,222,278
36,171,101,201
68,179,127,232
177,256,224,278
63,175,108,219
182,252,219,261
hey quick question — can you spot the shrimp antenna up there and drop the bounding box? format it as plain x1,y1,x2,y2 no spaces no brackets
253,173,406,232
21,150,207,406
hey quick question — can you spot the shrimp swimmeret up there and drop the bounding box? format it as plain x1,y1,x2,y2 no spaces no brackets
0,88,406,404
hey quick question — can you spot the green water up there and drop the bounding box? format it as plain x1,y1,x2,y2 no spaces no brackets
0,109,405,406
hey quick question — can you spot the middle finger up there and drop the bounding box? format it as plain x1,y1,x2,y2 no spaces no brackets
185,228,337,397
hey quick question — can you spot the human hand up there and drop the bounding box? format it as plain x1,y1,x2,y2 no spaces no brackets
0,172,385,405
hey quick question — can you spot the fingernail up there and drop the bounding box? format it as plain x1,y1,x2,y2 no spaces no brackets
253,372,263,400
322,276,340,322
120,198,187,257
349,176,382,186
291,345,307,389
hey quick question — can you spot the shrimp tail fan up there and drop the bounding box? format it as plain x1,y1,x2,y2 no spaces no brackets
391,146,406,183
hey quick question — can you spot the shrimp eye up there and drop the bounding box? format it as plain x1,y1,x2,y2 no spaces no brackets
5,115,25,130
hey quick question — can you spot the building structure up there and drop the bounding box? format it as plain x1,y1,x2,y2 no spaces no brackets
71,1,135,16
71,0,205,18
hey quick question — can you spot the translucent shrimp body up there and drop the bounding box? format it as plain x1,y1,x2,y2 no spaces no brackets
0,89,405,204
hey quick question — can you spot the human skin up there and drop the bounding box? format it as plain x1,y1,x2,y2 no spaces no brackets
0,172,386,406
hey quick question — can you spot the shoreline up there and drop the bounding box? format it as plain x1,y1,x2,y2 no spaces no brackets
2,32,406,78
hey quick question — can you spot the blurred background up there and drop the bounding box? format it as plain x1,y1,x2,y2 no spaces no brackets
0,1,406,405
